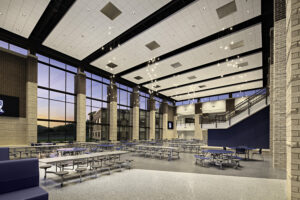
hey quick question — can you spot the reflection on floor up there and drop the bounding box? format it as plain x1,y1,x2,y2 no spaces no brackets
43,169,285,200
40,152,286,200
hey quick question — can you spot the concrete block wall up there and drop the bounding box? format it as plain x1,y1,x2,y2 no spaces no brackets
286,0,300,199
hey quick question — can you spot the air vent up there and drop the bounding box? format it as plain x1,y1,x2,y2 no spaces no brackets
216,1,237,19
107,62,118,68
188,75,197,80
171,62,182,68
145,41,160,51
198,85,206,88
153,85,161,88
237,62,249,68
134,76,143,80
100,2,122,20
230,40,244,50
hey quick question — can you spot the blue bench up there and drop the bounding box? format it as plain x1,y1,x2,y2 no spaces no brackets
0,158,48,200
0,147,9,161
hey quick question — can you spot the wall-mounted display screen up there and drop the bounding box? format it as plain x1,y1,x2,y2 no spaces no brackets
0,95,19,117
168,121,173,129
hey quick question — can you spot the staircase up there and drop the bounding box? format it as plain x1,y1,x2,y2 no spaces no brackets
200,88,269,129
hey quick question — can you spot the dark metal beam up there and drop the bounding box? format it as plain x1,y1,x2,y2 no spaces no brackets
175,86,264,102
82,0,196,63
141,48,262,85
117,16,262,77
171,79,263,97
158,67,263,93
29,0,76,45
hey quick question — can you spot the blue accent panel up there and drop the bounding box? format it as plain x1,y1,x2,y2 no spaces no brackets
0,147,9,161
208,106,269,148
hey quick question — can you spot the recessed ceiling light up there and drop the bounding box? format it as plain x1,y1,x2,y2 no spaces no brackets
101,47,104,50
224,46,228,50
134,76,143,80
170,62,182,68
237,62,249,68
230,40,244,50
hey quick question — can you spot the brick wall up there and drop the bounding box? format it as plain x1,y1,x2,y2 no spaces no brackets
286,0,300,199
272,0,287,169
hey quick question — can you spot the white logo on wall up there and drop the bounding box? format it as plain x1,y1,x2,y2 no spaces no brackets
0,100,4,115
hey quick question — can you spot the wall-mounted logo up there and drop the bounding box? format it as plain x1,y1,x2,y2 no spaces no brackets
0,100,4,115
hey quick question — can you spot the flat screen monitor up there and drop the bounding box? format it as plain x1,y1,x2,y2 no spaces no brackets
0,95,19,117
168,121,173,129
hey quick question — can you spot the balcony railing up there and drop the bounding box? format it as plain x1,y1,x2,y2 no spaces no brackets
200,88,269,127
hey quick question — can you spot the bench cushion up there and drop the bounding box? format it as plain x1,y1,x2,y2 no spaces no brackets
0,147,9,161
0,159,39,194
0,186,48,200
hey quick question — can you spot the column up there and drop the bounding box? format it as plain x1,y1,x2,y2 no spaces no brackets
194,102,203,140
173,108,178,139
286,0,300,199
162,100,168,140
108,79,117,141
75,72,86,142
26,54,38,144
272,0,287,169
149,94,155,140
132,87,139,141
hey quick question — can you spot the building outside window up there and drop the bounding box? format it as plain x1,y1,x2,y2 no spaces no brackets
85,72,110,141
139,91,150,140
155,97,163,140
116,83,133,141
37,54,77,142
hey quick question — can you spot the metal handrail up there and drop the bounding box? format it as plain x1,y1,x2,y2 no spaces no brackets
200,88,268,125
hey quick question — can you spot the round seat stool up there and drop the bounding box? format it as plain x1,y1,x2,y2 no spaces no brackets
40,164,52,179
55,171,69,187
75,168,87,182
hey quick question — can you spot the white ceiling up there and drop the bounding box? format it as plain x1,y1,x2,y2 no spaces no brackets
0,0,50,38
92,0,261,74
123,23,262,84
43,0,170,60
161,69,263,97
173,80,263,101
143,52,262,91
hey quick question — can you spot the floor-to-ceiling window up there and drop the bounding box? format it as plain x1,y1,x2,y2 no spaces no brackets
155,97,163,140
37,54,77,142
117,83,133,141
139,92,150,140
85,72,110,141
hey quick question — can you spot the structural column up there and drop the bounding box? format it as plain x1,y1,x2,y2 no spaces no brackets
272,0,287,169
108,79,117,141
173,107,178,139
75,72,86,142
149,94,156,140
26,54,38,144
132,87,139,141
194,102,203,140
286,0,300,199
162,100,168,140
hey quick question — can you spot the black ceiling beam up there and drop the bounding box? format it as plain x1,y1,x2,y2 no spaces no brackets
29,0,76,45
171,79,263,97
82,0,196,63
117,15,262,77
158,67,263,93
141,48,262,85
175,86,264,102
0,27,173,102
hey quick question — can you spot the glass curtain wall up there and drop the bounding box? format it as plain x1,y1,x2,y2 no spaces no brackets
117,83,133,141
85,72,110,141
139,92,150,140
155,97,163,140
37,54,77,142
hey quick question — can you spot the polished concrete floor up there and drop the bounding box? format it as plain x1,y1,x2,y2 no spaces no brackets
40,152,286,200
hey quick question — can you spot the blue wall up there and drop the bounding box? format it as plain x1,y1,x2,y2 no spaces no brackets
207,106,269,148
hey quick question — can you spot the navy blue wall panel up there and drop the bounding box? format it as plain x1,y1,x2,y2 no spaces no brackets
207,106,269,148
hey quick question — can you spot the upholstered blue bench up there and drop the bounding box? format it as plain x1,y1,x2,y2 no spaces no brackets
0,147,9,161
0,158,48,200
